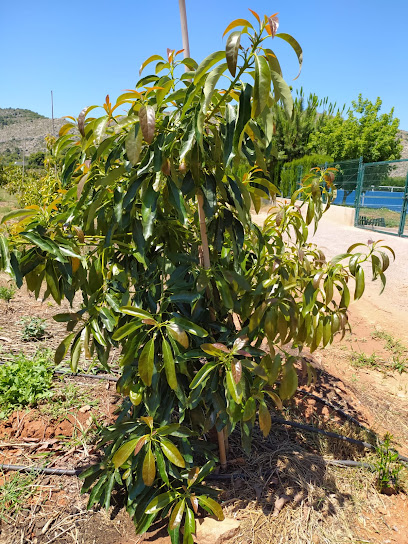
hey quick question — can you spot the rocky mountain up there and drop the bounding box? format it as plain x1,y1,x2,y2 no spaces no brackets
0,108,66,157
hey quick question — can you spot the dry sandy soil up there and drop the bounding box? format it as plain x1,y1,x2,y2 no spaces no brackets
0,208,408,544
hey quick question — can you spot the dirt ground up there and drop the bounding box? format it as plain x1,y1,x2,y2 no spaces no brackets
1,209,408,544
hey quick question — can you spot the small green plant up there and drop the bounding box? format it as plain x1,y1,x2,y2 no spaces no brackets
20,316,48,341
0,472,37,521
0,350,54,418
0,284,15,301
350,351,380,369
372,329,406,356
374,433,402,492
391,355,407,374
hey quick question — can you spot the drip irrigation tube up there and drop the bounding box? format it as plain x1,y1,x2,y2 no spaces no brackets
54,369,118,382
271,417,408,465
0,464,81,476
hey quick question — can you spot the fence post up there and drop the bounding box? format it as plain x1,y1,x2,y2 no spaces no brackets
398,168,408,236
354,156,364,227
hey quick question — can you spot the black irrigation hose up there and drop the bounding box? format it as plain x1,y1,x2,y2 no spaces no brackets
54,369,118,382
0,361,118,382
271,417,408,465
0,464,81,476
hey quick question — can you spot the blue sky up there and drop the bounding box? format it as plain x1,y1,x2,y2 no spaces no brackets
1,0,407,128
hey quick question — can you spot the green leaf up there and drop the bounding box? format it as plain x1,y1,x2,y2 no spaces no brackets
112,435,147,469
139,338,155,386
168,179,187,226
141,182,159,239
145,491,178,514
202,63,228,114
197,496,224,520
169,499,185,530
276,33,303,79
225,31,241,77
222,18,253,37
125,123,143,165
258,401,271,437
183,506,195,544
1,208,38,224
112,321,143,341
194,51,226,84
45,261,61,304
264,390,283,410
139,54,164,75
154,443,169,486
55,332,76,365
167,323,189,349
252,54,271,117
70,333,83,373
279,361,298,400
120,306,155,320
160,438,186,468
200,343,229,357
226,369,243,404
354,266,365,300
243,397,256,421
190,361,218,389
0,236,12,274
142,443,156,486
162,337,178,390
171,317,208,338
270,69,293,118
233,82,252,152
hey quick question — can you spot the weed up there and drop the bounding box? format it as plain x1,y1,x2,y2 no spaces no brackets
0,472,36,521
0,284,15,302
0,350,54,418
350,351,381,369
374,433,402,492
19,316,47,341
371,329,407,373
391,355,407,374
372,329,406,356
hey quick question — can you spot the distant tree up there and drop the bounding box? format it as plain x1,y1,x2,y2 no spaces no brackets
269,89,338,190
309,96,402,203
309,95,402,164
27,151,45,168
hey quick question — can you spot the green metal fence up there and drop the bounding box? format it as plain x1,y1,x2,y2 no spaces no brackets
294,158,362,202
355,158,408,237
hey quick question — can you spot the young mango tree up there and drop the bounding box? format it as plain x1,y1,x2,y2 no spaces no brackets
0,10,393,542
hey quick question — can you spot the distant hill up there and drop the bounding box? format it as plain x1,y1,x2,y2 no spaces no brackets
0,108,46,127
0,107,66,159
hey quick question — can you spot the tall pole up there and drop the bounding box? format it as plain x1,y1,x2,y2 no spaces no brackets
51,90,58,178
178,0,191,59
177,0,228,469
51,90,55,137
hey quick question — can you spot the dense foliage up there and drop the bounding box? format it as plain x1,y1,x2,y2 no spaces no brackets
310,95,402,163
0,11,393,541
